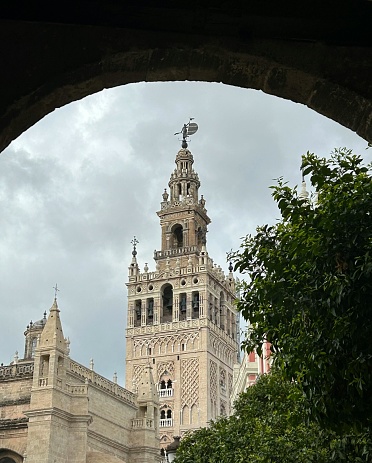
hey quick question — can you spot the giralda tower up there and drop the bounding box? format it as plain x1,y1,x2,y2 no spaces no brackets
125,121,239,449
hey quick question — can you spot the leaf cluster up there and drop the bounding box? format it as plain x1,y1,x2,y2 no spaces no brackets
175,371,372,463
231,149,372,429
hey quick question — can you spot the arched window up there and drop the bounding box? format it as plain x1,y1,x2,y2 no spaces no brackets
161,284,173,322
180,293,187,313
147,298,154,324
179,292,187,321
135,300,141,320
158,375,173,397
219,291,225,329
172,224,183,248
160,406,173,427
192,291,199,319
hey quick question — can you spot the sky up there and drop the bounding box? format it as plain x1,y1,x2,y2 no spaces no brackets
0,81,368,386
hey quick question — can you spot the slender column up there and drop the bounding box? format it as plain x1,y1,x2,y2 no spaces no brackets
186,293,192,320
141,299,146,326
173,294,179,322
128,302,134,328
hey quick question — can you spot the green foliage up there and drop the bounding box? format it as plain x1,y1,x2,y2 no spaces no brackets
231,149,372,429
175,371,372,463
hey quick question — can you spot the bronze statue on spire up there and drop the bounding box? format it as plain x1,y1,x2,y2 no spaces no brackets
174,118,198,148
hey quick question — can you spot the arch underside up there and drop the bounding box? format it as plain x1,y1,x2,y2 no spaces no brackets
0,8,371,151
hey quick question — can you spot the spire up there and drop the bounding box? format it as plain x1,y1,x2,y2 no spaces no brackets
299,168,309,202
137,363,159,405
39,297,67,353
156,120,210,256
299,179,309,201
129,236,140,276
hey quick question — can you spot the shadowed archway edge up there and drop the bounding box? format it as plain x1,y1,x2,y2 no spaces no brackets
0,20,371,152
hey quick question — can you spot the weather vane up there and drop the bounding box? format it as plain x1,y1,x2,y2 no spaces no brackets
53,283,60,300
174,118,198,148
131,236,139,256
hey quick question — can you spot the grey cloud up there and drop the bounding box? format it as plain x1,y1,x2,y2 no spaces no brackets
0,81,368,382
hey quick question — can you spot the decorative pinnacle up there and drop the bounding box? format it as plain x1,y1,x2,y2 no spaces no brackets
131,236,139,256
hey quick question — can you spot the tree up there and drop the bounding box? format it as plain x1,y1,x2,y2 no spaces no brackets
175,370,372,463
232,149,372,429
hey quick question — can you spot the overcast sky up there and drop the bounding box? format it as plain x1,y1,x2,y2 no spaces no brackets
0,82,368,385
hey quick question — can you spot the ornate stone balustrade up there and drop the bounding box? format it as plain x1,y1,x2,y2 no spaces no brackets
39,377,48,387
160,418,173,427
154,246,199,260
132,418,154,429
158,388,173,398
0,361,34,380
68,359,136,405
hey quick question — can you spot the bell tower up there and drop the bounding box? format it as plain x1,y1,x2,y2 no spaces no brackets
158,144,209,254
125,122,239,449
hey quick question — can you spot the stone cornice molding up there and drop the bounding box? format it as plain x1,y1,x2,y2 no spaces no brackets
24,406,93,424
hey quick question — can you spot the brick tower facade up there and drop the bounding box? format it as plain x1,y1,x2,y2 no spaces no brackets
125,133,240,449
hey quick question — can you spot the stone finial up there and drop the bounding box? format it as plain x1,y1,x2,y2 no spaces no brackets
299,179,309,201
131,236,139,257
113,372,118,383
162,189,169,201
90,358,94,371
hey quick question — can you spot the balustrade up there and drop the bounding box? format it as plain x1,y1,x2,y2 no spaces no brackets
159,388,173,398
39,377,48,387
132,418,154,429
160,418,173,427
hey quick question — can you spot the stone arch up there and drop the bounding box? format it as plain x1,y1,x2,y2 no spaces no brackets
1,8,371,153
181,404,189,425
190,403,198,424
0,449,23,463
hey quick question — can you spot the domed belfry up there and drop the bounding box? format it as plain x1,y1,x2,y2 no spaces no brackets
158,146,210,255
125,124,239,450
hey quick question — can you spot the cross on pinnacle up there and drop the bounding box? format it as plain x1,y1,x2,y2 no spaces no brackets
53,283,60,300
131,236,139,256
